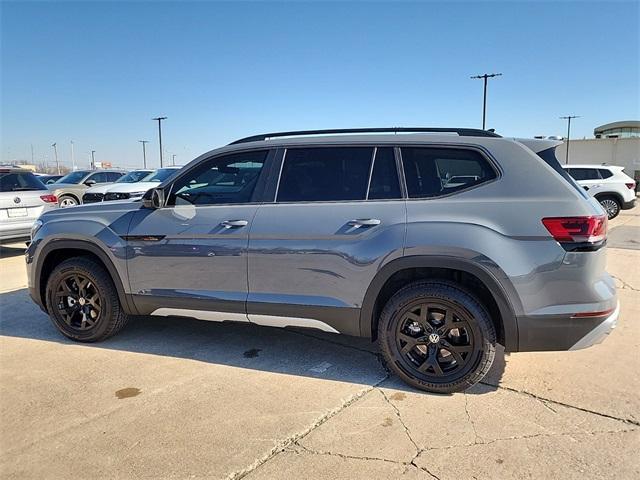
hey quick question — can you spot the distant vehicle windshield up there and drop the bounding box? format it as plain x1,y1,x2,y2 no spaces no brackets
116,171,151,183
57,171,90,184
144,168,179,183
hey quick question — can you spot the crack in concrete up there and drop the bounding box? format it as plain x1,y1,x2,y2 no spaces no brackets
610,274,640,292
225,374,389,480
419,427,638,452
480,382,640,427
463,391,484,444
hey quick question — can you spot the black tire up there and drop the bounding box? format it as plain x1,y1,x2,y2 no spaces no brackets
598,195,621,219
45,256,129,342
378,281,496,394
58,195,79,208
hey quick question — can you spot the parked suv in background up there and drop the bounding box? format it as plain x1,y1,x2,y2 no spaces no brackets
1,167,57,244
48,169,126,207
102,166,182,202
26,128,618,393
563,164,636,219
82,169,153,204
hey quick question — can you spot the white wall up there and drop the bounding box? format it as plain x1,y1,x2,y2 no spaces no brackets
555,138,640,178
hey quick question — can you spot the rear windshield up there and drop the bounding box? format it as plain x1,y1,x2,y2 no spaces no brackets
536,147,589,199
0,172,47,192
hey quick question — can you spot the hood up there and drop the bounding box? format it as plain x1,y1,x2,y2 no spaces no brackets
106,181,160,194
84,184,114,194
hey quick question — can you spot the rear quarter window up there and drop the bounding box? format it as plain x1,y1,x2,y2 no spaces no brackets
598,169,614,179
400,147,496,198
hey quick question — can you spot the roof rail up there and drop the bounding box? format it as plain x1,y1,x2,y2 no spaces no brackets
229,127,501,145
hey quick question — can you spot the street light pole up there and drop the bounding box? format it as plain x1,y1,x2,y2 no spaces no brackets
51,143,60,174
559,115,580,164
172,154,176,166
470,73,502,130
139,140,149,168
70,140,75,171
91,150,96,169
152,117,167,167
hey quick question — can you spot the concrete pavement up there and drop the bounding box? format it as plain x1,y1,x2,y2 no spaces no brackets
1,206,638,479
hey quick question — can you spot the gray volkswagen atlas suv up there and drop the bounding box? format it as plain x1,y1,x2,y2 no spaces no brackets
26,128,618,393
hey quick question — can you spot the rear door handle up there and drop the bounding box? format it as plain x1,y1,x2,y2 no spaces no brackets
221,219,248,228
348,218,381,227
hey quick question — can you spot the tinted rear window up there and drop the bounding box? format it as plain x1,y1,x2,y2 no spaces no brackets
277,147,373,202
401,147,496,198
0,172,47,192
567,168,601,181
598,168,614,179
368,147,401,200
536,147,589,199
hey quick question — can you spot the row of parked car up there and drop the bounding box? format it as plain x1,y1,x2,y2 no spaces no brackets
0,165,182,243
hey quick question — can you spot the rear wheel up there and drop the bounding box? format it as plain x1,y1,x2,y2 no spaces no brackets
58,195,78,208
598,196,621,219
45,257,129,342
378,281,496,394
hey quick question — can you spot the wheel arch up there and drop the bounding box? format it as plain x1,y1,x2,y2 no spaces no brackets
35,239,136,315
594,191,623,205
359,256,520,351
58,193,80,204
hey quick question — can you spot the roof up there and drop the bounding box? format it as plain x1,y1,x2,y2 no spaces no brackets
594,121,640,134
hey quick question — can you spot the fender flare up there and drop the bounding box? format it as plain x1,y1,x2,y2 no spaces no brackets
359,255,520,352
34,239,137,315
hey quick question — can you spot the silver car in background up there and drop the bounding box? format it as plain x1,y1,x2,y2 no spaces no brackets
0,167,58,244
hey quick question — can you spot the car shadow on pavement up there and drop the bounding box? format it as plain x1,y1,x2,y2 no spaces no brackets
0,288,505,395
0,245,27,258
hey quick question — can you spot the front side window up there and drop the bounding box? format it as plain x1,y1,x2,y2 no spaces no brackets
88,172,109,184
168,150,267,205
106,172,124,182
277,147,373,202
401,147,496,198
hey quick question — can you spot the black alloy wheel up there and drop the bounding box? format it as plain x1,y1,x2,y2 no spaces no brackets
378,281,496,393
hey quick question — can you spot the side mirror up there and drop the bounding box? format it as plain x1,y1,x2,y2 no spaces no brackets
84,179,96,186
142,187,165,209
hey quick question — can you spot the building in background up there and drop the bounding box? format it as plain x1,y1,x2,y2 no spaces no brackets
554,120,640,185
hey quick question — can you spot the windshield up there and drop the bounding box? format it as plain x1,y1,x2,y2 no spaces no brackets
57,170,90,184
0,172,47,192
143,168,179,183
116,170,152,183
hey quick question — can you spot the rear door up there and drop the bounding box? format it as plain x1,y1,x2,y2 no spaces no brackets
246,146,406,335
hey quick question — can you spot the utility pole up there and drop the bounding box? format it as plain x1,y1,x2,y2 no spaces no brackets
51,143,60,174
139,140,149,168
172,154,176,166
70,140,76,171
91,150,96,169
152,117,167,167
470,73,502,130
559,115,580,164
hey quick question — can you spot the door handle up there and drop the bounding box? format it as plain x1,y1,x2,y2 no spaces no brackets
348,218,381,227
221,219,248,228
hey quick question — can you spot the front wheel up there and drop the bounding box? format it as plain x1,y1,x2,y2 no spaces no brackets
45,257,129,342
58,195,78,208
378,281,496,394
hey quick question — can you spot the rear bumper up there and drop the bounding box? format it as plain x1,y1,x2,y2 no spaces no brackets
516,301,619,352
621,198,636,210
0,223,33,244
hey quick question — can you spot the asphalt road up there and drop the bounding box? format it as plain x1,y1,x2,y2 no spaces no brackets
1,207,638,479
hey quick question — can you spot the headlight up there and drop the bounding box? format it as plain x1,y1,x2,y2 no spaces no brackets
31,219,43,240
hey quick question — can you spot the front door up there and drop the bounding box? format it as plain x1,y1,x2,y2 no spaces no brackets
126,149,271,321
247,146,406,336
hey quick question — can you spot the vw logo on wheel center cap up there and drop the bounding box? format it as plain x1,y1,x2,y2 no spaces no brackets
428,333,440,344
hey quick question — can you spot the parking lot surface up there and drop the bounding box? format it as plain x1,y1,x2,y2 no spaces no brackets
1,206,639,479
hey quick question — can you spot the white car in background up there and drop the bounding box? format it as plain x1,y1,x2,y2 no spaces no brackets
563,164,636,219
103,167,182,202
82,169,153,204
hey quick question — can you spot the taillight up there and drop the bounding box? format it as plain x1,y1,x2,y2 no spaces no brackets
625,182,636,190
542,215,607,244
40,194,58,203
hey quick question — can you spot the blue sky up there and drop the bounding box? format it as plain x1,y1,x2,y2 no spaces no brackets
2,0,638,170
